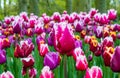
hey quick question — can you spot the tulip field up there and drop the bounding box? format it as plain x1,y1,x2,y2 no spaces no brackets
0,9,120,78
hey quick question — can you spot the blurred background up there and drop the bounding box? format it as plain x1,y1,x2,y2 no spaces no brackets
0,0,120,20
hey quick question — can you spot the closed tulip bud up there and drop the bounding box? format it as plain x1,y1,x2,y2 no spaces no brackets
38,44,49,57
44,52,61,70
0,49,6,64
110,46,120,72
88,54,92,61
84,66,102,78
39,66,54,78
22,54,34,68
0,71,14,78
29,68,37,78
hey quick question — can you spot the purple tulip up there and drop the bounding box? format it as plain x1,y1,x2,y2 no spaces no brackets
74,21,84,32
110,46,120,72
75,40,82,48
44,52,61,70
0,49,6,64
13,22,21,34
94,26,103,38
47,32,54,46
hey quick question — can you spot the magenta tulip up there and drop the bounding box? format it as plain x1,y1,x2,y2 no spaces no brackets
39,66,54,78
84,66,103,78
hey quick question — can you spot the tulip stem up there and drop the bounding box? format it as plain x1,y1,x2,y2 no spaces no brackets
64,55,68,78
119,73,120,78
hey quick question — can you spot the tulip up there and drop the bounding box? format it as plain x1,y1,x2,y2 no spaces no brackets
25,28,33,37
4,17,11,25
29,68,37,78
94,13,100,23
14,38,34,58
36,36,45,46
108,9,117,20
84,66,102,78
75,53,88,71
43,16,50,24
29,18,36,28
1,38,11,49
109,31,116,41
80,30,86,38
72,47,84,61
84,35,91,44
89,8,98,17
89,36,98,52
110,46,120,72
94,26,103,38
52,12,61,22
53,23,75,54
72,47,88,70
0,71,14,78
102,36,114,49
38,44,49,57
88,54,93,61
117,33,120,39
75,40,82,48
47,32,54,46
39,66,54,78
99,14,109,24
103,47,114,66
20,12,28,22
74,20,85,32
0,49,6,64
35,23,44,35
12,21,21,34
84,14,91,24
44,52,61,70
22,54,34,68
